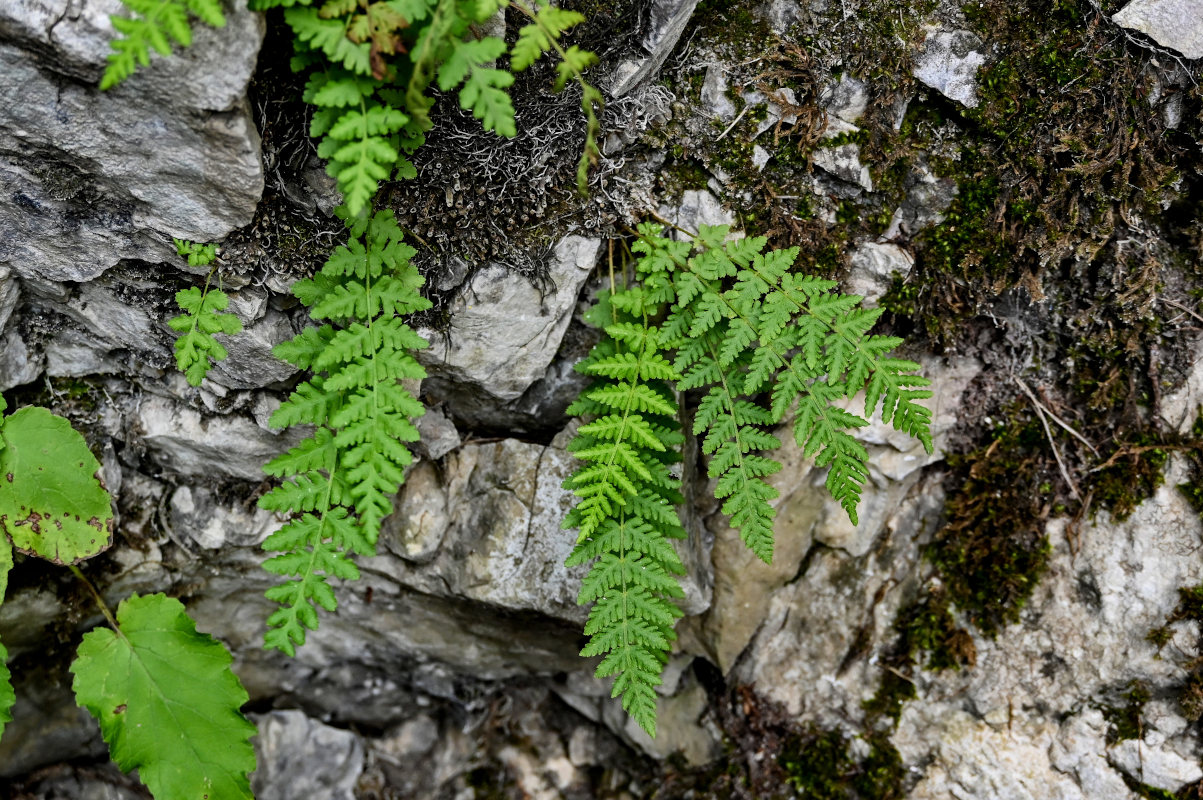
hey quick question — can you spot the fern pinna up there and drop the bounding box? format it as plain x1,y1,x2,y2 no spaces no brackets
564,285,688,737
258,209,430,653
565,224,933,732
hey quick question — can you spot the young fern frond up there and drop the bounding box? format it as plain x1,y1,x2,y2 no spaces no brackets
633,222,933,536
260,209,430,654
166,239,243,387
101,0,226,89
563,288,687,737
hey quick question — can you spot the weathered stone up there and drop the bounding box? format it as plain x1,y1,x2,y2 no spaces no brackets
0,267,18,333
414,406,461,460
701,64,737,120
168,484,280,550
913,28,986,108
252,711,365,800
1113,0,1203,59
883,160,959,238
823,74,870,124
0,329,43,390
1109,736,1203,792
845,242,915,305
659,189,736,233
0,1,264,284
611,0,700,97
208,309,298,390
813,139,874,191
418,236,600,401
133,395,303,481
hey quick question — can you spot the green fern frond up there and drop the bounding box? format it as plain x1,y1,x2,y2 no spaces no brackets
563,283,687,737
166,240,243,387
101,0,226,89
260,210,430,653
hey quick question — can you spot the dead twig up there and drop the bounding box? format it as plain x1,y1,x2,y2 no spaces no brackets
1013,377,1100,456
1013,376,1082,501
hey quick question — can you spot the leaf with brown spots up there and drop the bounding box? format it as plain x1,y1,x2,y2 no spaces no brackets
0,407,113,565
71,593,257,799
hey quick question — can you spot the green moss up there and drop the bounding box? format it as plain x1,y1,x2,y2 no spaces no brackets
1102,680,1151,744
779,728,904,800
861,669,917,726
929,413,1053,636
1089,437,1169,521
694,0,773,58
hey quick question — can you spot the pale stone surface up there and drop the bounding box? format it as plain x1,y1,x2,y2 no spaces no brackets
1113,0,1203,59
419,236,600,401
846,242,915,304
133,395,304,481
0,2,263,284
252,711,365,800
913,28,986,108
168,485,280,550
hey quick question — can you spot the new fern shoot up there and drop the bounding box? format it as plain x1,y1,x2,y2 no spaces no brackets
167,238,243,387
563,224,933,734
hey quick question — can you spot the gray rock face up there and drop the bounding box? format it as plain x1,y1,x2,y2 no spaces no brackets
845,241,914,304
133,395,303,481
0,1,264,283
1113,0,1203,59
610,0,700,96
419,235,600,401
252,711,365,800
913,28,986,108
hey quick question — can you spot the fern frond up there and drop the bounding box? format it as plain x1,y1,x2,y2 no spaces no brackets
166,241,242,387
260,210,430,651
563,282,687,736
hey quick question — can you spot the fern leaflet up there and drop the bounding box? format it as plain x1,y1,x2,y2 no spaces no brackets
102,0,226,89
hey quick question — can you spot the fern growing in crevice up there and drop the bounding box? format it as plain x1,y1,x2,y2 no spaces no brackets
167,238,243,387
563,286,688,737
639,221,933,542
251,0,600,214
258,208,430,653
563,224,933,733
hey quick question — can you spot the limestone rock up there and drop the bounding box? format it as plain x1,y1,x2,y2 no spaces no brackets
813,139,874,191
418,236,600,401
0,267,18,333
701,64,737,120
0,330,42,391
208,309,299,390
252,711,365,800
845,242,915,305
168,484,281,550
913,28,986,108
659,189,736,233
1113,0,1203,59
610,0,700,97
1109,737,1203,792
0,1,264,284
133,395,303,481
